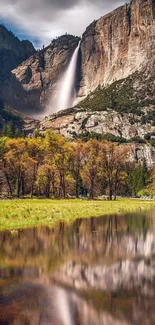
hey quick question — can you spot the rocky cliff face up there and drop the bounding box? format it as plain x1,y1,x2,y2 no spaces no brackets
40,107,154,140
0,35,80,114
39,107,155,166
0,99,39,137
79,0,155,98
0,0,154,167
2,0,155,114
0,25,35,82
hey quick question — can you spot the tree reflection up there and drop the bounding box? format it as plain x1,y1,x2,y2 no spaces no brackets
0,211,155,324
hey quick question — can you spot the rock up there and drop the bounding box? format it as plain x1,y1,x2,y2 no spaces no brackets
22,116,40,136
79,0,155,98
0,1,154,171
0,24,35,83
1,0,155,115
0,35,80,114
0,101,39,137
39,107,155,166
40,107,153,140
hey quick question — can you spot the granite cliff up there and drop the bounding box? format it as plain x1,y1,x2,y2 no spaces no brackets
1,0,155,115
0,100,39,137
79,0,155,98
0,24,35,83
0,35,80,114
0,0,154,164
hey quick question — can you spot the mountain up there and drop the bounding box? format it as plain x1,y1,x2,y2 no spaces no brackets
0,24,36,124
1,0,155,115
0,0,154,157
0,99,39,137
38,0,155,153
79,0,155,98
0,24,35,82
0,34,80,115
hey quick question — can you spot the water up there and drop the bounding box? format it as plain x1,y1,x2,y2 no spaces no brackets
55,41,81,112
1,210,155,324
43,42,80,117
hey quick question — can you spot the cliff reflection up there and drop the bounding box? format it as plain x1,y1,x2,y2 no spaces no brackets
0,210,155,324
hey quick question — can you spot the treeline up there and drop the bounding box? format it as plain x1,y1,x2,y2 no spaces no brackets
0,132,154,199
1,120,25,138
0,100,25,138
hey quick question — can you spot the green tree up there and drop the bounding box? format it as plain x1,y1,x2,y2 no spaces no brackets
128,161,149,196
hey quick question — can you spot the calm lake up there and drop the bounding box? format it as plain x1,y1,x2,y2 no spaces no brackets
0,210,155,325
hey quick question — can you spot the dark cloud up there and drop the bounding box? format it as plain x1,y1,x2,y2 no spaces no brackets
0,0,126,46
8,0,124,11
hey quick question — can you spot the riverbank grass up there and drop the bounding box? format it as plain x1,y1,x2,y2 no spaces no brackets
0,199,155,231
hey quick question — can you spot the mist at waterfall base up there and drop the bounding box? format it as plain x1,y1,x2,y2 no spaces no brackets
45,42,81,116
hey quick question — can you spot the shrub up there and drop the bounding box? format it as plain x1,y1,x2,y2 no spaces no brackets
137,189,150,197
131,137,146,144
150,139,155,147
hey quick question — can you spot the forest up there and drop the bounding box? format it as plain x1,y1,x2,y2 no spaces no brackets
0,131,154,200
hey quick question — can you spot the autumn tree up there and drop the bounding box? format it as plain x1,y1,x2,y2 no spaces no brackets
0,137,13,195
81,140,100,199
69,141,85,198
27,137,44,196
36,164,53,197
2,139,31,197
99,142,129,200
0,131,152,199
44,131,68,197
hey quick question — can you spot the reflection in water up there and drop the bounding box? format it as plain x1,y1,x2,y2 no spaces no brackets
0,210,155,324
56,287,74,325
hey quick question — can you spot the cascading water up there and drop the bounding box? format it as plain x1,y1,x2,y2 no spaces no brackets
56,287,74,325
56,41,81,111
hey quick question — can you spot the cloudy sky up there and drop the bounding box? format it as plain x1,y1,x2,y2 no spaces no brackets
0,0,126,48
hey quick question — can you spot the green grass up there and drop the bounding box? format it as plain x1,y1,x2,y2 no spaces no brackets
0,198,155,231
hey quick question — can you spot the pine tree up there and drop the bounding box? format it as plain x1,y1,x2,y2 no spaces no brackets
6,121,15,138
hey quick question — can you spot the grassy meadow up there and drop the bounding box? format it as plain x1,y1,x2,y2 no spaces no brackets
0,198,155,231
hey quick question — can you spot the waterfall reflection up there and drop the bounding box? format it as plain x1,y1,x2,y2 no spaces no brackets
0,210,155,324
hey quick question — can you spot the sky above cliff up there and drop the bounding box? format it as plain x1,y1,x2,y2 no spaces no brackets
0,0,126,48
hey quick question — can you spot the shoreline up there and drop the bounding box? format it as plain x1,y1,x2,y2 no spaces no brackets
0,198,155,231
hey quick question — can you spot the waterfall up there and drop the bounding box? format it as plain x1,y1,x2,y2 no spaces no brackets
56,287,74,325
56,41,80,112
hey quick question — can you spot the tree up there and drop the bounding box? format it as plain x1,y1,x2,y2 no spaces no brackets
36,164,52,197
27,138,44,196
99,142,129,200
3,139,30,197
0,131,153,199
5,121,15,138
81,140,100,199
128,161,150,196
44,131,68,198
69,141,85,198
0,137,13,196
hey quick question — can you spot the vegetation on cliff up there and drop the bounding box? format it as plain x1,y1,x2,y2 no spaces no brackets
0,100,25,137
79,72,155,127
